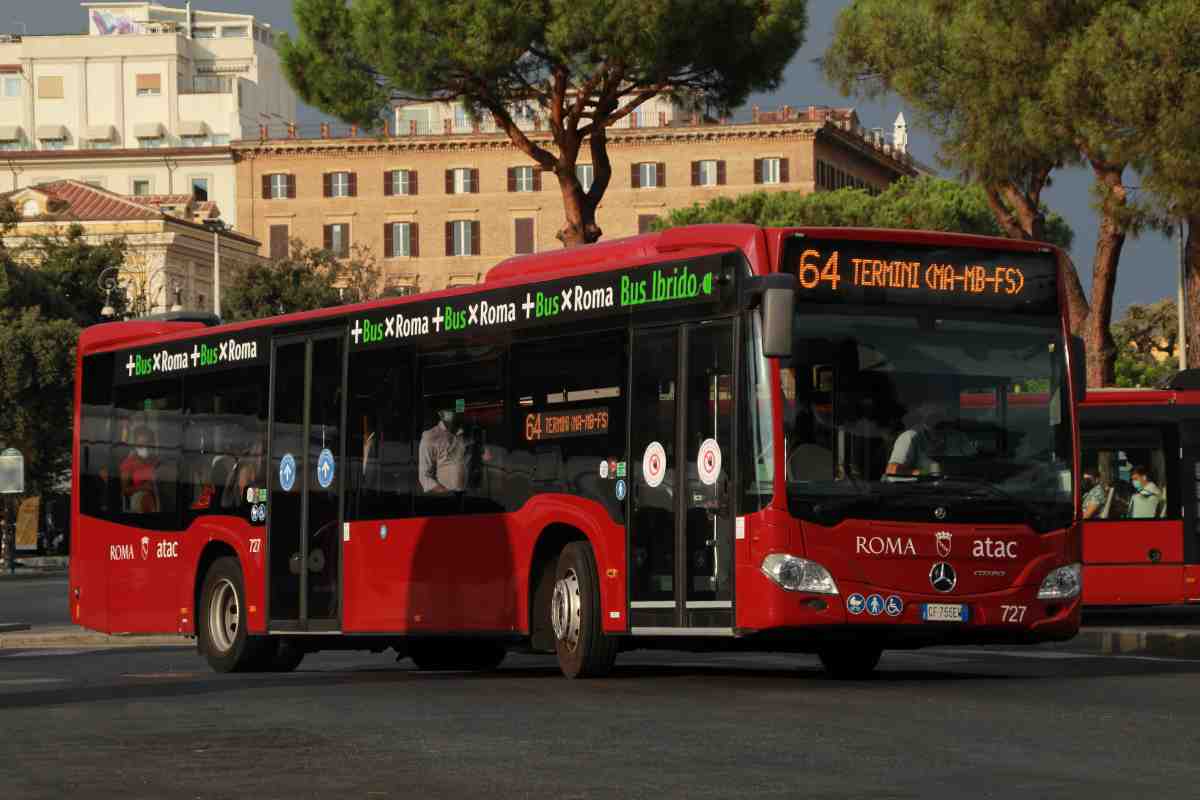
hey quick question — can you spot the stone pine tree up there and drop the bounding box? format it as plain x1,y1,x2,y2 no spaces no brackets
279,0,808,247
822,1,1093,351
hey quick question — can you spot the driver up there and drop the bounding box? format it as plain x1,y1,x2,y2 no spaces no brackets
885,391,977,479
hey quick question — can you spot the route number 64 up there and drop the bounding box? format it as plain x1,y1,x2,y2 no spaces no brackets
1000,605,1027,623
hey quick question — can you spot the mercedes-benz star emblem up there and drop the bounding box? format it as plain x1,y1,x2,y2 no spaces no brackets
934,506,948,520
929,562,957,593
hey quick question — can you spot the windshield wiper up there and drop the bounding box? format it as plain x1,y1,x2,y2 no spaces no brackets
919,475,1058,531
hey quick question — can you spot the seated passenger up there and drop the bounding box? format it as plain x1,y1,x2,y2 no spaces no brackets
120,426,160,514
1128,465,1163,519
1081,469,1109,519
884,400,976,479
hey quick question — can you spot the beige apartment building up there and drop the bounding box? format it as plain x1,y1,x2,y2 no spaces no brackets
0,179,263,315
0,2,297,229
234,104,919,294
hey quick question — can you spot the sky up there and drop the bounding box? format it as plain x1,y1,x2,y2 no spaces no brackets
12,0,1182,314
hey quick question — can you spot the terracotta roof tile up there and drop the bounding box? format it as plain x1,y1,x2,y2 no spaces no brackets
3,180,164,221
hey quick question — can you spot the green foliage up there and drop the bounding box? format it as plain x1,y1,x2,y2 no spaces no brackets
9,225,128,326
657,176,1074,249
280,0,808,244
222,239,361,321
1111,298,1181,387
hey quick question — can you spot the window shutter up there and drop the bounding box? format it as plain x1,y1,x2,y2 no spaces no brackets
515,218,533,254
691,161,700,186
383,223,393,258
410,222,419,257
445,169,454,194
342,223,351,254
383,170,393,197
322,173,332,198
657,163,666,188
287,174,296,198
445,221,453,255
753,158,763,184
261,174,270,199
323,224,333,251
533,169,542,191
471,221,481,255
507,167,516,193
717,160,726,185
269,225,288,260
631,163,640,189
348,172,358,197
410,171,418,195
471,168,480,194
780,158,790,183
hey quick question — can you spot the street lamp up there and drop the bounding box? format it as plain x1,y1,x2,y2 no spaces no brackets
98,265,120,318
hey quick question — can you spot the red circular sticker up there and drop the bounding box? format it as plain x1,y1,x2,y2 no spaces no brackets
697,438,722,486
642,442,667,488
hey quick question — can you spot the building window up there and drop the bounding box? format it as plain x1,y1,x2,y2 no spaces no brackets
453,104,469,131
447,220,480,256
325,171,355,198
509,165,536,192
324,223,350,257
192,27,216,39
21,199,38,218
191,177,209,202
692,159,724,187
755,157,788,185
386,169,415,196
37,76,64,100
269,225,289,260
211,133,230,145
385,222,417,258
446,167,477,194
135,74,162,97
514,218,534,255
2,77,20,97
138,136,164,149
132,178,152,196
40,138,66,151
576,164,593,193
638,214,660,234
267,173,292,199
221,26,248,37
632,162,664,189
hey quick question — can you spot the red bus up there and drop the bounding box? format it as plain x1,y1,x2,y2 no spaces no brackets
70,224,1084,678
1079,372,1200,605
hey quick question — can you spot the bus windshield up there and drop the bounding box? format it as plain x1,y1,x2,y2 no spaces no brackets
781,311,1073,532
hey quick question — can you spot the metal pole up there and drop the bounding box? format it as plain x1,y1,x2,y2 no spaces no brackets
213,227,221,317
1179,220,1188,371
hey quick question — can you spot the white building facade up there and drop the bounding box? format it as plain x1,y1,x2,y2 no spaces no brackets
0,2,298,230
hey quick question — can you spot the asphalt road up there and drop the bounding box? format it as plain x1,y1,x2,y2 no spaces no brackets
2,644,1199,799
0,576,69,627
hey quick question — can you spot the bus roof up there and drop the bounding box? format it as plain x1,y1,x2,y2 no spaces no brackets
78,224,1067,358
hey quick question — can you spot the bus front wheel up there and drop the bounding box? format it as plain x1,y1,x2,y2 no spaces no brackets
818,644,883,679
198,556,270,673
551,542,617,679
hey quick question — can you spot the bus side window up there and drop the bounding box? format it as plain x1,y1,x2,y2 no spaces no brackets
508,332,626,520
346,346,414,521
1080,426,1171,520
113,378,183,531
80,353,115,519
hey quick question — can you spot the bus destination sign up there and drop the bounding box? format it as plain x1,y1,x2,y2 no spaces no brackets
781,237,1059,313
524,407,610,441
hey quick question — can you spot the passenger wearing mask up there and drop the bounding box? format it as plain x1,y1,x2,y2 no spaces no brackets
120,425,160,514
885,395,977,479
1081,468,1109,519
418,406,471,493
1128,465,1163,519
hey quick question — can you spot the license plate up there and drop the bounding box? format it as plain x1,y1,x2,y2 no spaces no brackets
922,603,969,622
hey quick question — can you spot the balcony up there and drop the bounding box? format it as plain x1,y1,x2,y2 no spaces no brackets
181,76,233,95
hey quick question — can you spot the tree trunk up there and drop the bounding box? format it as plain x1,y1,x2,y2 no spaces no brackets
1085,163,1130,387
555,127,608,247
1185,214,1200,371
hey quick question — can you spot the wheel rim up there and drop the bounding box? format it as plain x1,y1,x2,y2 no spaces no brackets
551,569,582,652
208,578,240,653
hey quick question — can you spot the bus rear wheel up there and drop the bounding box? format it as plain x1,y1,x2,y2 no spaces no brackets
198,556,270,673
409,640,507,671
818,643,883,680
551,542,617,679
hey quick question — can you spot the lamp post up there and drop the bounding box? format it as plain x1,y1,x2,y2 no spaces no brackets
203,218,225,317
98,264,121,318
97,264,184,318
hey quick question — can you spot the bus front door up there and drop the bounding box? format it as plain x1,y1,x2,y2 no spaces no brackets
629,321,735,632
267,332,344,631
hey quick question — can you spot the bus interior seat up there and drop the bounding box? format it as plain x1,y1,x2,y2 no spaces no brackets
1100,486,1115,519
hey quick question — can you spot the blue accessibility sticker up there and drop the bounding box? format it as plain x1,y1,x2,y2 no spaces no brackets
279,453,296,492
885,595,904,617
317,448,335,489
866,594,885,616
846,593,866,615
615,479,627,501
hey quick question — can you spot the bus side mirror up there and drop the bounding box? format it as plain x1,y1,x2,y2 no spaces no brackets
745,274,796,359
1069,336,1086,404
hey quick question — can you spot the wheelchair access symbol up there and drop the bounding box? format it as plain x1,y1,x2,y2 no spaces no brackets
317,448,335,489
279,453,296,492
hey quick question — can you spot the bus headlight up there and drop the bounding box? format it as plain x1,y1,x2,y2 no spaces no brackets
761,554,839,595
1037,563,1082,600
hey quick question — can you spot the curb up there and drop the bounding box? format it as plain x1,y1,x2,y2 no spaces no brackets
0,623,31,634
0,570,69,582
0,626,192,650
1052,627,1200,659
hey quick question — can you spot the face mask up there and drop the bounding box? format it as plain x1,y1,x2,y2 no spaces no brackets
1132,479,1143,491
136,447,150,459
